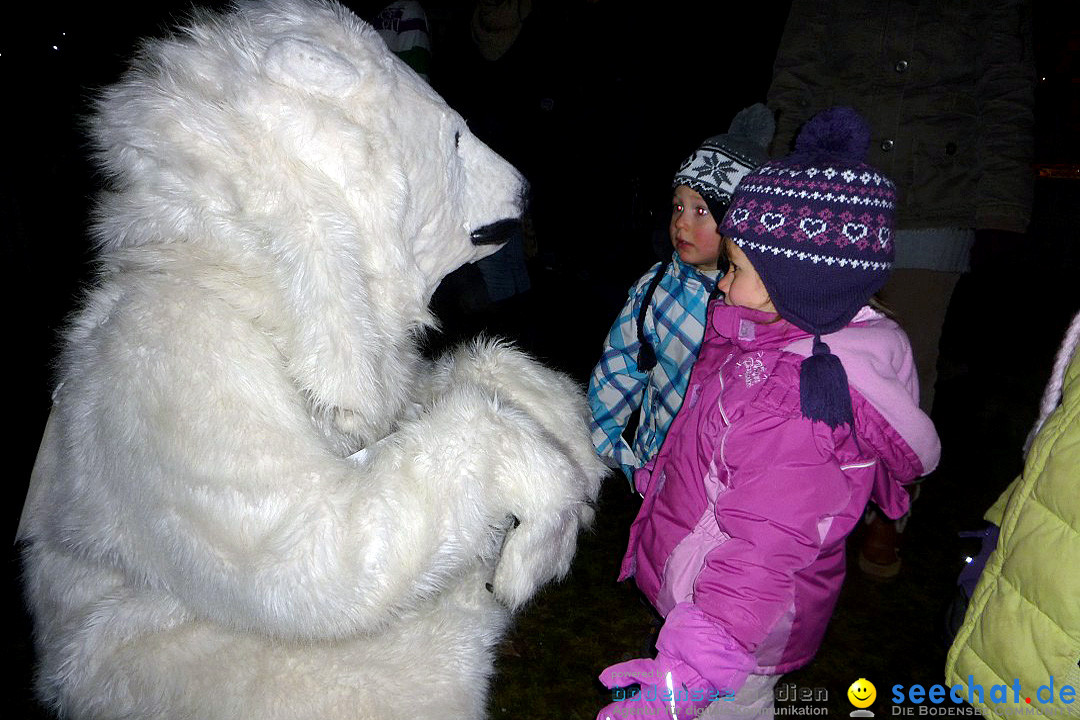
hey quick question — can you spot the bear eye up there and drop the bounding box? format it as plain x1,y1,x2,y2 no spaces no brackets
454,130,461,149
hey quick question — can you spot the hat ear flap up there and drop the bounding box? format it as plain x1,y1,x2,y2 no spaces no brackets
704,195,731,225
264,37,362,97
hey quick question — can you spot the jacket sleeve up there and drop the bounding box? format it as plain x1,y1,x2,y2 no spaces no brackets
764,0,823,157
973,0,1036,233
663,409,853,684
587,272,654,480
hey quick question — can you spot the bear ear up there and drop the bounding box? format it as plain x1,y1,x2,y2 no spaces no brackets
264,37,361,98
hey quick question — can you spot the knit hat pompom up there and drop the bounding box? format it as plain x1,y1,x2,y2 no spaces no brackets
672,103,775,219
793,106,871,162
728,102,776,154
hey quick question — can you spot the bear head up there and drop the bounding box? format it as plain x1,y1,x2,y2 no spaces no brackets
88,0,527,443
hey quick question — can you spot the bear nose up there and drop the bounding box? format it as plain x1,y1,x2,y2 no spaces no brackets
470,218,522,246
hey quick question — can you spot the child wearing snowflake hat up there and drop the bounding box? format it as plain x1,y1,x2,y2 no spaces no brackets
596,107,941,720
588,103,774,485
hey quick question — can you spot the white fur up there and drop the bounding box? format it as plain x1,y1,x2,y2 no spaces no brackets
18,2,605,718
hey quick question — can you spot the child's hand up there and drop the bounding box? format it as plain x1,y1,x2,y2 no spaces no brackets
596,655,720,720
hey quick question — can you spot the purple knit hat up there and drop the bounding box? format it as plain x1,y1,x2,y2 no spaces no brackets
718,106,897,428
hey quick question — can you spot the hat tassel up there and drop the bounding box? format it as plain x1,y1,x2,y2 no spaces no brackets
800,336,855,429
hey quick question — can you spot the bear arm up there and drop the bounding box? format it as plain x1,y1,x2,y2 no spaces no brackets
52,289,571,641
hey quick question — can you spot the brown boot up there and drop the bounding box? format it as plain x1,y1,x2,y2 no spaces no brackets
858,512,902,579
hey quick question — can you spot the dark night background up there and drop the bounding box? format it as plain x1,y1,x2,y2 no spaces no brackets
3,2,1079,718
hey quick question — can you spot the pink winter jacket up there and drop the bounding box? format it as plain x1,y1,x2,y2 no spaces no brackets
619,303,940,688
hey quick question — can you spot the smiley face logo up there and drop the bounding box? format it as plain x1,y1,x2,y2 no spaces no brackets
847,678,877,709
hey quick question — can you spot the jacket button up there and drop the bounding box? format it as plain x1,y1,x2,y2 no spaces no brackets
945,142,958,155
895,59,909,73
880,138,895,152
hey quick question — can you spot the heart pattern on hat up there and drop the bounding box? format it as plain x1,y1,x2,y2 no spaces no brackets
877,226,891,249
729,208,750,225
799,217,828,239
760,213,786,231
841,223,868,244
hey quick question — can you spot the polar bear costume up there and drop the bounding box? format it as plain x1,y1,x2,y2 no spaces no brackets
17,1,605,718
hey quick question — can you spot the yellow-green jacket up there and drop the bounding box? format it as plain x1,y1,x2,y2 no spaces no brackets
945,324,1080,719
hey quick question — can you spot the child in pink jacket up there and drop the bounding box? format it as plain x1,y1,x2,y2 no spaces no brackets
597,107,941,720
